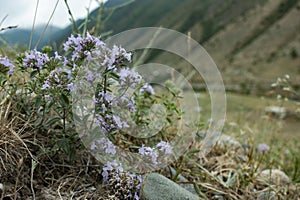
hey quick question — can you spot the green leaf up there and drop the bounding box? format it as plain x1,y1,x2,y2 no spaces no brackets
59,93,69,107
0,78,7,87
33,117,43,127
184,149,200,157
30,70,38,79
69,147,76,162
129,145,140,149
35,95,42,109
44,101,54,114
44,117,61,128
60,138,69,155
110,71,119,79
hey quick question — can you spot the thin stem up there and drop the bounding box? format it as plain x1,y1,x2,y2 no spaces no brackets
82,0,92,36
0,15,8,27
103,73,107,94
133,27,162,70
30,159,37,200
95,1,104,36
35,0,60,48
64,0,79,33
63,108,66,132
253,154,264,176
29,0,40,50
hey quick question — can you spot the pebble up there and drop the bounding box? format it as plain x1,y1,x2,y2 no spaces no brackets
257,190,276,200
258,169,290,185
215,134,241,150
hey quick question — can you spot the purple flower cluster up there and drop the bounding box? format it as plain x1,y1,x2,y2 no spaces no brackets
138,141,173,166
95,90,131,134
102,160,142,200
156,141,173,155
63,32,104,61
138,145,158,166
257,143,270,154
41,68,74,92
140,83,155,95
118,68,142,88
63,33,132,71
0,56,15,75
102,160,124,182
62,33,168,200
96,113,129,134
23,49,49,69
60,33,134,98
102,45,132,70
90,137,116,155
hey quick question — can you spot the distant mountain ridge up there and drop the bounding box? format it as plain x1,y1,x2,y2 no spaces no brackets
0,24,61,48
1,0,299,87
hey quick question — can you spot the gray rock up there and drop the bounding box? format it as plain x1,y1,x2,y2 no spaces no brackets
167,167,197,195
197,132,241,150
215,134,241,150
258,169,290,185
212,194,225,200
265,106,287,119
141,173,199,200
257,190,276,200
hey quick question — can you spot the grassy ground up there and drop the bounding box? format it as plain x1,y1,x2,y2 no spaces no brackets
168,91,300,199
0,83,300,199
198,92,300,138
198,91,300,162
197,91,300,181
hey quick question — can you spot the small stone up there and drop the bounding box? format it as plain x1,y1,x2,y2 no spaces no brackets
215,134,241,150
167,167,197,195
265,106,287,119
197,132,241,150
141,173,199,200
212,194,225,200
257,190,276,200
258,169,290,185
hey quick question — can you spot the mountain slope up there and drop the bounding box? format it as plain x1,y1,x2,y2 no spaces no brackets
1,0,299,89
91,0,300,86
203,0,300,84
0,25,61,48
100,0,265,42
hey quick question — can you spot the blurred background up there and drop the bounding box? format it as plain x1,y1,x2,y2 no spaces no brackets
1,0,299,95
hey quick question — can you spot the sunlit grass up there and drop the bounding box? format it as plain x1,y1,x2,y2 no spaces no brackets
197,92,300,183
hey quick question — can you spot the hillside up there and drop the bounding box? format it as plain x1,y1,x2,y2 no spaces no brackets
1,0,300,90
203,0,300,86
71,0,300,90
0,24,61,48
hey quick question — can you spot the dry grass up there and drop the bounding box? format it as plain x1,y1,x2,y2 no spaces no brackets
1,87,300,199
0,90,107,199
0,76,299,200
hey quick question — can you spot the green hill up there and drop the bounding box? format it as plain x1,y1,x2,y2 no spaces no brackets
57,0,300,88
0,24,61,48
1,0,299,89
